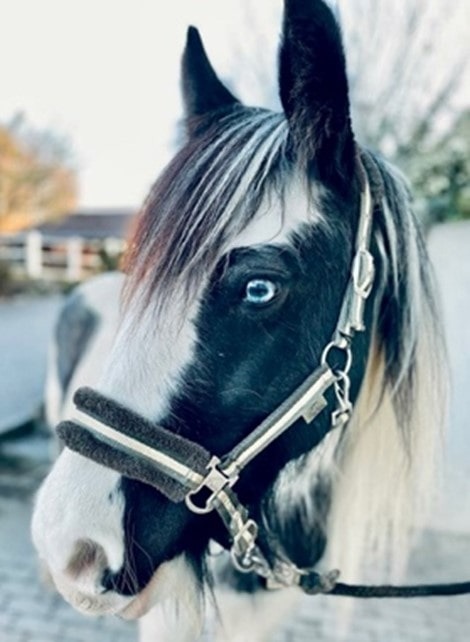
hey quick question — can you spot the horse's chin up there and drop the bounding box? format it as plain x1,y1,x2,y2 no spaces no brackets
118,566,163,620
45,560,171,620
119,555,204,631
120,559,205,642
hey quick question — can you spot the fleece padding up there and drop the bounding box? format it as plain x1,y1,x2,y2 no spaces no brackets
57,386,212,503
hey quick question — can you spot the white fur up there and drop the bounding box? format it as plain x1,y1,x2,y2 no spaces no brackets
210,585,301,642
31,448,130,616
227,175,322,250
132,556,204,642
270,428,342,554
325,336,446,584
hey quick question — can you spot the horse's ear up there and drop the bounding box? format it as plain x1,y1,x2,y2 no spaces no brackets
279,0,355,183
182,27,240,129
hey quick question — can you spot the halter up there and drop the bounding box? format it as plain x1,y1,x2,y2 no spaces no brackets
59,175,376,589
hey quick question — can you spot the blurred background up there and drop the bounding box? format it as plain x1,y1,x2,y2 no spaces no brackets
0,1,469,640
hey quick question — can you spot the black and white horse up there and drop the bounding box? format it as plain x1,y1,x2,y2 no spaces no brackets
32,1,446,640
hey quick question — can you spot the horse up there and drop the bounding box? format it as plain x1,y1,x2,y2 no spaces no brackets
44,271,124,434
32,1,447,640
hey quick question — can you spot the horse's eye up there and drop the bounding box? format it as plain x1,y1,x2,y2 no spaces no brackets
244,279,278,305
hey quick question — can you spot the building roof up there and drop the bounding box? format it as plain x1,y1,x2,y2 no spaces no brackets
35,208,136,241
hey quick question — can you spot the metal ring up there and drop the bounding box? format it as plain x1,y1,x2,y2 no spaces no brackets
321,339,352,375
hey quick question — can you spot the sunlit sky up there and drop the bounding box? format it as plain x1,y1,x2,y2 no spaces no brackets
0,0,284,208
1,0,467,208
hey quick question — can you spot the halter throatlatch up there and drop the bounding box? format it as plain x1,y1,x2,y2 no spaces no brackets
59,174,376,591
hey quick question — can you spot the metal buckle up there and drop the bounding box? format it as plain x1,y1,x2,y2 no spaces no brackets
185,457,238,515
266,560,305,590
352,249,375,298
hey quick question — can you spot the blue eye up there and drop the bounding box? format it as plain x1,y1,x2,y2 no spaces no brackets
244,279,278,305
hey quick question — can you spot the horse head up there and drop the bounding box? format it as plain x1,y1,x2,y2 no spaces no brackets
32,1,446,638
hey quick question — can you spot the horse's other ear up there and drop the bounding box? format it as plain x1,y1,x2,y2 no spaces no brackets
279,0,355,185
182,27,240,130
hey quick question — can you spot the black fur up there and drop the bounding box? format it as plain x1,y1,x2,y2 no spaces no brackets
182,26,240,133
279,0,355,187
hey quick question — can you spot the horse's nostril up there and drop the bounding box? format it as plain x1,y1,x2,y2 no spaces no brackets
66,539,108,579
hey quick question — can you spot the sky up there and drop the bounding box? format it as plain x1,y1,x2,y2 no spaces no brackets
1,0,467,209
0,0,282,208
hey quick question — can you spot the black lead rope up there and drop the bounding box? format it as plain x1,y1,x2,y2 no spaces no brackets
300,572,470,598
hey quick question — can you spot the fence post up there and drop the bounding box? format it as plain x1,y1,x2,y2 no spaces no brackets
25,231,42,279
66,236,83,281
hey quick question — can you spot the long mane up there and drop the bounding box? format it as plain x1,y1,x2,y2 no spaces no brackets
325,152,447,581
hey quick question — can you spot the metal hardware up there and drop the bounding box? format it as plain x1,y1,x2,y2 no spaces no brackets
353,249,375,298
331,371,353,430
266,560,306,590
185,457,238,515
230,518,260,572
300,569,341,595
349,249,375,332
321,337,353,375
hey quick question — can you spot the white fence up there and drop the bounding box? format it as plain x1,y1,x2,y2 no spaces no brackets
0,231,123,282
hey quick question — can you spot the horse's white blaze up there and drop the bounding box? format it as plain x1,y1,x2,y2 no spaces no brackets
227,175,322,251
33,287,203,618
97,290,201,419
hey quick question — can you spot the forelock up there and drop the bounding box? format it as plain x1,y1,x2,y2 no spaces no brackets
123,107,293,310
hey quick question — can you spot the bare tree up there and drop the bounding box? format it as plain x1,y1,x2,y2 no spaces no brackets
218,0,469,219
339,0,468,161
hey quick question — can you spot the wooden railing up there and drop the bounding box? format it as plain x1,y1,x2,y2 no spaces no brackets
0,231,124,282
